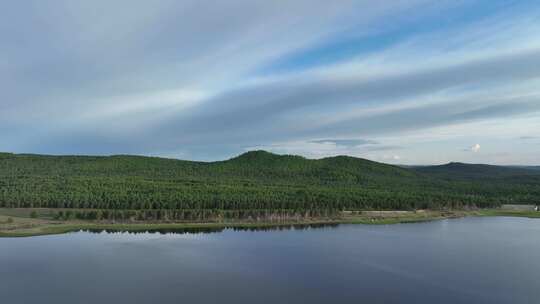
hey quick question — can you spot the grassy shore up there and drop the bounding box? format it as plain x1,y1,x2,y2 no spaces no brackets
1,208,539,237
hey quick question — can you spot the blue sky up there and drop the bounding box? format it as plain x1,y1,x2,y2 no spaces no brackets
1,0,540,164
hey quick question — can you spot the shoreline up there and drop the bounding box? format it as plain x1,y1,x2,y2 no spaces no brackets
1,209,539,238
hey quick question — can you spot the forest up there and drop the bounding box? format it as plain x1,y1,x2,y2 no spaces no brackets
0,151,539,221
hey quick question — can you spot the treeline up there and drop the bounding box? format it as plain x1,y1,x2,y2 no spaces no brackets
0,184,507,210
53,209,339,222
0,151,539,214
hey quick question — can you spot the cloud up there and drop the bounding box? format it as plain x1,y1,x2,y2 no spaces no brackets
382,155,401,161
1,1,540,165
308,139,378,147
471,144,481,153
365,145,404,152
519,136,538,140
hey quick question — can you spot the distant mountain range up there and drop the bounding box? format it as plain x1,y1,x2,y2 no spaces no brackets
510,165,540,171
412,162,540,179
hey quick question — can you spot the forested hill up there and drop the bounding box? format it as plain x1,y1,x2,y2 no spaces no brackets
0,151,539,215
413,162,540,179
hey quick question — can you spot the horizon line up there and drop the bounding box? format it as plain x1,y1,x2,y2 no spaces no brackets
1,150,538,167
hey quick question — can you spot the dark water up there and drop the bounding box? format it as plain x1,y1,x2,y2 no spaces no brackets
1,217,539,304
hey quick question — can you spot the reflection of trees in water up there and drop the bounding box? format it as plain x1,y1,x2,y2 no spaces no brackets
80,223,340,235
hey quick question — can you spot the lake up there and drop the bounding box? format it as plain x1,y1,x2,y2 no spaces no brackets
1,217,539,304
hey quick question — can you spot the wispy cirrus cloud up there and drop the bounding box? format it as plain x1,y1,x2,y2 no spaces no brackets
308,139,378,147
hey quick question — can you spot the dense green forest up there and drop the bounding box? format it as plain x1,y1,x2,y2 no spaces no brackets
0,151,539,220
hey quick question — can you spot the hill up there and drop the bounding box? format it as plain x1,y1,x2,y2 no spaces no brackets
0,151,539,221
414,162,540,179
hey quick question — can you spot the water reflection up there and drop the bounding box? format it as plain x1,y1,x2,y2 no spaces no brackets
2,217,539,304
79,223,340,235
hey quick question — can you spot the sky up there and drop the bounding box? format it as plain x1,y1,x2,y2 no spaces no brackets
1,0,540,165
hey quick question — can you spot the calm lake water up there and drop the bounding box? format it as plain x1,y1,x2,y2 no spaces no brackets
1,217,539,304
